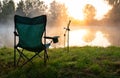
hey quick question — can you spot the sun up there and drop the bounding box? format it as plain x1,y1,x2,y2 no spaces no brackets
54,0,112,20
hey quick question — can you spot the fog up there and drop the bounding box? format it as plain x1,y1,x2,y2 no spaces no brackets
0,21,120,48
68,25,120,47
43,24,120,47
0,23,14,47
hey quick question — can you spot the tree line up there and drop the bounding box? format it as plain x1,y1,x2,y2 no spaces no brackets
0,0,120,26
0,0,68,26
104,0,120,26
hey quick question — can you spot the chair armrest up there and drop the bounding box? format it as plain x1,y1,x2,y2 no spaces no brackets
44,36,59,39
44,36,60,43
44,36,53,39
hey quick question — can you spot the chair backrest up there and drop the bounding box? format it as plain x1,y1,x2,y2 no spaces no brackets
14,15,47,51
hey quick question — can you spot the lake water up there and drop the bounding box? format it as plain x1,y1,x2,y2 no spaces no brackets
0,25,120,47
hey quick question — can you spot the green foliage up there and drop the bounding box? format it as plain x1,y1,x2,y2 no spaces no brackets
0,46,120,78
104,0,120,24
24,0,47,17
0,0,69,27
0,0,15,23
16,0,26,16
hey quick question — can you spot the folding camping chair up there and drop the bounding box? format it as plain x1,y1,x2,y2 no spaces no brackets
14,15,59,67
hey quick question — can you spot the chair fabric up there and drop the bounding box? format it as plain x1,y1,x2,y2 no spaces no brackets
15,15,46,52
14,15,48,67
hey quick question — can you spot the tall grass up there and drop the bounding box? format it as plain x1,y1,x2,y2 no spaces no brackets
0,46,120,78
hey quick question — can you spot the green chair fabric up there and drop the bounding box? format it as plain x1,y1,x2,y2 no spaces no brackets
15,15,46,52
14,15,49,67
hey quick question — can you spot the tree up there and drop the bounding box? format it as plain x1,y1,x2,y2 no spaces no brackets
48,0,68,26
104,0,120,24
83,4,96,25
7,0,15,17
16,0,26,16
0,1,2,22
1,0,15,22
24,0,47,17
0,1,2,13
105,0,120,7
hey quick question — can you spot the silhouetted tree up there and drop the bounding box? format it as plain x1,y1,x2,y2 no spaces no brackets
0,1,2,22
83,4,96,25
1,0,15,23
24,0,47,17
105,0,120,6
15,0,47,17
16,0,26,16
7,0,15,17
49,0,68,26
0,1,2,13
104,0,120,24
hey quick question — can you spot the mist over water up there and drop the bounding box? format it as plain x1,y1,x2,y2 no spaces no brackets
47,25,120,47
68,26,111,47
0,23,14,47
0,22,120,48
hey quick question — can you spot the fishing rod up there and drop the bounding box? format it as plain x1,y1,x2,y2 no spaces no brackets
64,20,71,52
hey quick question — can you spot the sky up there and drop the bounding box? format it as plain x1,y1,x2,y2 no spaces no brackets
3,0,112,20
53,0,112,20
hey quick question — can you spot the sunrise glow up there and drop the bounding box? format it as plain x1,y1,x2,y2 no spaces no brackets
59,0,112,20
13,0,112,20
89,31,111,47
43,0,112,20
69,29,111,47
69,29,88,46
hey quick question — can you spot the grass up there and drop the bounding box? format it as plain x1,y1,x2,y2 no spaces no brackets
0,46,120,78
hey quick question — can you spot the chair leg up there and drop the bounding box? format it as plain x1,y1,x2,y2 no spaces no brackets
44,49,48,66
17,52,24,66
21,53,39,67
36,52,42,58
17,51,28,66
14,48,16,67
15,48,48,67
16,49,34,66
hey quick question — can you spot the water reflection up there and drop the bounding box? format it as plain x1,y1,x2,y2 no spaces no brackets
89,31,111,47
0,25,120,47
69,29,111,47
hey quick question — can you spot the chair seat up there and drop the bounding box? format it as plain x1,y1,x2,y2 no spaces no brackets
17,43,51,52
